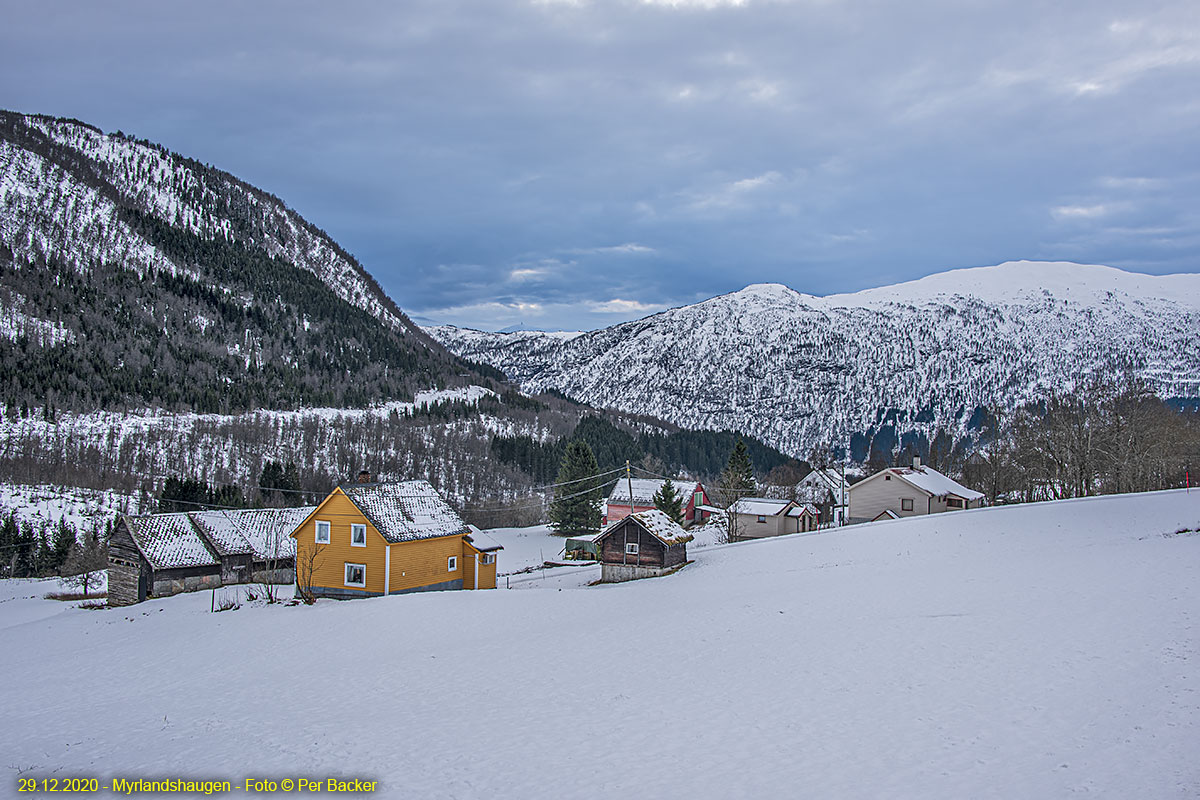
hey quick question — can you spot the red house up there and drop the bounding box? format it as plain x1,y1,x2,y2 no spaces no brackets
603,478,710,528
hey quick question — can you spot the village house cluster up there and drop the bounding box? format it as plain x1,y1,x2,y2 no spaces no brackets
108,459,984,605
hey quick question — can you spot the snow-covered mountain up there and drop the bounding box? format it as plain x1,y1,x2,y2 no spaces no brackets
0,111,415,333
0,110,481,413
428,261,1200,458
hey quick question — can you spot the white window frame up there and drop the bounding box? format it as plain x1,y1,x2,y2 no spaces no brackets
315,520,331,544
901,498,914,512
344,562,366,587
350,523,367,547
625,542,639,555
448,556,458,572
481,553,496,565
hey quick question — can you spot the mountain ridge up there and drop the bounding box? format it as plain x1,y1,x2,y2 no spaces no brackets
0,109,479,412
427,260,1200,459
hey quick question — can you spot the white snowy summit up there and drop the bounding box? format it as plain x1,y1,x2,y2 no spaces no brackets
428,261,1200,457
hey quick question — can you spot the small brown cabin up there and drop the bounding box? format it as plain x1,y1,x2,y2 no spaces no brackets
594,509,693,583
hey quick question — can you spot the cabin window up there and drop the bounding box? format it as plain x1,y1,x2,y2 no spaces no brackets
757,515,767,524
625,543,639,555
947,498,964,509
481,553,496,565
344,563,366,587
315,520,331,544
350,523,367,547
885,475,892,481
448,556,458,572
901,499,914,511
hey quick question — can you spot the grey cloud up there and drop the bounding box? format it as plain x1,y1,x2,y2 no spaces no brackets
2,0,1199,328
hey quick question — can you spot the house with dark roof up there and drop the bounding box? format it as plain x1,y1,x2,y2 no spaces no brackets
595,509,693,583
108,506,316,606
603,478,710,527
291,480,501,599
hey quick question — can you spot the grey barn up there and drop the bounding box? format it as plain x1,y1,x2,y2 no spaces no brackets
108,506,315,606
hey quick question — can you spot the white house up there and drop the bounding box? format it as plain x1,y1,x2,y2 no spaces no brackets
796,467,852,526
847,461,984,523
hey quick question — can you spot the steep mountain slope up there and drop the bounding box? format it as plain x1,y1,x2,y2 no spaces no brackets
429,261,1200,457
0,111,465,412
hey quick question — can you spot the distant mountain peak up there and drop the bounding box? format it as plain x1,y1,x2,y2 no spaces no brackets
429,260,1200,458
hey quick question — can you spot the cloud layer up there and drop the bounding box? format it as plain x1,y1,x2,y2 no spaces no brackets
3,0,1199,329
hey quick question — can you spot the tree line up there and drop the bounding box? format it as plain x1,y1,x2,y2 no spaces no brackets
967,379,1200,503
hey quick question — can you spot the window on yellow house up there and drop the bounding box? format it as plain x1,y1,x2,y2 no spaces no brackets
315,520,331,544
350,523,366,547
344,563,365,587
448,556,458,572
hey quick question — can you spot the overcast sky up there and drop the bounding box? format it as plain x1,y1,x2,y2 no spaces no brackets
3,0,1199,330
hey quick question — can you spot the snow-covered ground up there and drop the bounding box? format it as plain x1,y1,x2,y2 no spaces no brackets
3,491,1199,798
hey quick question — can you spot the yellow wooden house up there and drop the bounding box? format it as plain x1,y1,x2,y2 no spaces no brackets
291,479,501,599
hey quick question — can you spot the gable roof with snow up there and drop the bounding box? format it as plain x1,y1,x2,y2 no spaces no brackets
607,477,700,506
853,466,985,501
465,524,504,553
786,503,819,518
729,497,796,517
191,507,316,560
124,506,319,569
799,468,851,497
599,508,694,546
338,480,470,543
123,513,219,570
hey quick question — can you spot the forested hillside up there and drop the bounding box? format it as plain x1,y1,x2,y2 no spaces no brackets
0,111,486,413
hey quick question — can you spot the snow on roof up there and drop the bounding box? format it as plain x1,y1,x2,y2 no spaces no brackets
600,508,693,546
800,468,850,494
465,525,504,552
608,477,697,506
566,530,607,543
199,507,315,560
129,506,318,568
786,504,818,517
187,511,255,556
874,509,901,520
889,466,985,501
730,497,794,517
124,513,218,571
341,480,469,543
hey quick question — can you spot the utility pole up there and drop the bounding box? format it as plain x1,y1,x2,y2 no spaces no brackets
839,459,847,526
626,460,635,520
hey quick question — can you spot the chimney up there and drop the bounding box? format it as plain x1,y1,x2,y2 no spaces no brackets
913,456,921,469
356,469,372,484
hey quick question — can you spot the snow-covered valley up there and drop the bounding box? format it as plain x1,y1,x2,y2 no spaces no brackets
3,490,1197,797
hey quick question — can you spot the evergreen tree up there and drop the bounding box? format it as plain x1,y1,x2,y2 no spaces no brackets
652,479,684,524
716,439,758,543
719,439,757,503
49,519,75,572
548,440,604,535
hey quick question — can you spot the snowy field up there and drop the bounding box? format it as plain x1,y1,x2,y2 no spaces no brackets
2,491,1199,798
